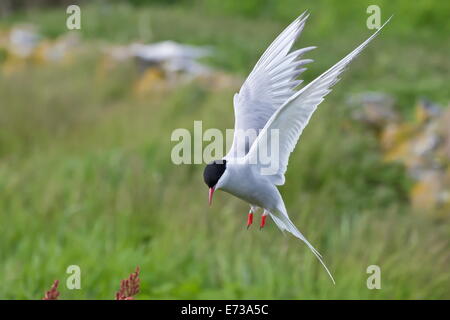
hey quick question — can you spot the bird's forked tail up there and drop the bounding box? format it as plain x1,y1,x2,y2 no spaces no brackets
269,209,336,284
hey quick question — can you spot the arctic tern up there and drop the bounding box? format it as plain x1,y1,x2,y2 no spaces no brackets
203,12,391,283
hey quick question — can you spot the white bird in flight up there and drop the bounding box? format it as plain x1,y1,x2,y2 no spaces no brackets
203,12,391,283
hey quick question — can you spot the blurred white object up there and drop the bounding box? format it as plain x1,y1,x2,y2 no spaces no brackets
9,25,40,58
131,41,212,76
108,40,212,77
131,40,210,62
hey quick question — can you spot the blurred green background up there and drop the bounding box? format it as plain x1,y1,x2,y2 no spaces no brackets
0,0,449,299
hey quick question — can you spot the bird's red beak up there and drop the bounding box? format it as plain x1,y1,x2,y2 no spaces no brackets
208,187,215,206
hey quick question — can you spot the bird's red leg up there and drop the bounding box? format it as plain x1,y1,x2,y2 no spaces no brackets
260,215,267,230
247,211,253,229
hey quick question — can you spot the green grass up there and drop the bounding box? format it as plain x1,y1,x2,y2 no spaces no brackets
0,1,449,299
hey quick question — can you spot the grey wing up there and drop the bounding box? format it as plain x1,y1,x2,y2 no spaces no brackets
225,12,316,159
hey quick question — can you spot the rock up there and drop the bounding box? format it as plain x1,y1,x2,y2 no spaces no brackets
348,92,399,130
380,122,415,151
350,92,450,214
414,98,442,124
410,170,444,210
35,32,80,63
133,68,166,94
437,106,450,160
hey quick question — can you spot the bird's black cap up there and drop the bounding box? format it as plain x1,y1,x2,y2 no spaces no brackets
203,160,227,188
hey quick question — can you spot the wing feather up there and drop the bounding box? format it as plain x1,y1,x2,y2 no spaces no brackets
225,12,315,159
246,18,392,185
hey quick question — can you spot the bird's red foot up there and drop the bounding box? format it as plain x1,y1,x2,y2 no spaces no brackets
246,212,253,229
260,215,267,230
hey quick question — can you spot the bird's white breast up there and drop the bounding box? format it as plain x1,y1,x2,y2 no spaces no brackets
217,161,282,211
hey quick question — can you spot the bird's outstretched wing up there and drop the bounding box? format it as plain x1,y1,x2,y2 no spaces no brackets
246,18,392,185
225,11,315,159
